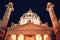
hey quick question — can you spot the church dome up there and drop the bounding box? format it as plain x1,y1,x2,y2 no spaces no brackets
19,9,41,25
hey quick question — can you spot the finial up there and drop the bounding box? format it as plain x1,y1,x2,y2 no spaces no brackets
5,2,14,11
28,9,33,13
46,2,54,11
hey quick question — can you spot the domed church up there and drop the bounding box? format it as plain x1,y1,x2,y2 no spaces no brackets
0,2,60,40
5,9,51,40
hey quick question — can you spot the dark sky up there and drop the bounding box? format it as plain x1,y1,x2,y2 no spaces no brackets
0,0,60,27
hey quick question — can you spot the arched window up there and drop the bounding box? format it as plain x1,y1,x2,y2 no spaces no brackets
11,34,16,40
36,34,42,40
44,34,51,40
18,34,24,40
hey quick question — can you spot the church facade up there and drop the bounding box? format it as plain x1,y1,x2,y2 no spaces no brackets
5,9,51,40
0,2,60,40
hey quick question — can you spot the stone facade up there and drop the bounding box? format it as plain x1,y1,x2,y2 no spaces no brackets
0,2,60,40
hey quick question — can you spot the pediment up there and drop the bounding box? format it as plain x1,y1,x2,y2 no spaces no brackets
8,22,50,31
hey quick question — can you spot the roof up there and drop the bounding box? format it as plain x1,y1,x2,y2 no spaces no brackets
8,21,50,31
6,21,52,35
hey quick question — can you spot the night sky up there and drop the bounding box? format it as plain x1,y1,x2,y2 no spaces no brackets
0,0,60,27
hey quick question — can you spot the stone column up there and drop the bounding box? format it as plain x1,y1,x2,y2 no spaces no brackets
2,2,14,27
34,34,36,40
16,35,18,40
7,35,11,40
42,35,44,40
46,2,59,35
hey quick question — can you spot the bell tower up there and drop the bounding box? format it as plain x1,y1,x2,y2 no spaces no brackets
46,2,60,40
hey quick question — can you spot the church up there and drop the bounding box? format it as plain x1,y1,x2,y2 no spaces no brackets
0,2,60,40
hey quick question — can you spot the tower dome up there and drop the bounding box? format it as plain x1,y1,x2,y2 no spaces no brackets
19,9,41,25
